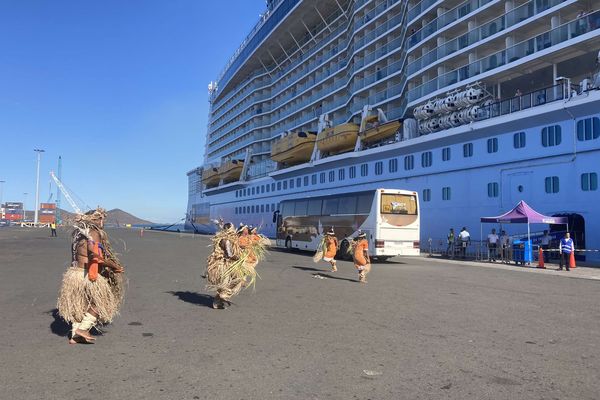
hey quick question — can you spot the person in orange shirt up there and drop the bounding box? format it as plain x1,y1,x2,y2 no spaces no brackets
323,228,339,272
353,232,371,283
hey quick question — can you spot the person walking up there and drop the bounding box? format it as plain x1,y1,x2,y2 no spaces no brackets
487,228,499,262
458,227,470,259
446,228,455,258
559,232,574,271
50,221,57,237
353,232,370,283
540,229,552,260
323,228,339,272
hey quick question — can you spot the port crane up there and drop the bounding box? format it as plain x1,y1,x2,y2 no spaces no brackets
49,171,83,214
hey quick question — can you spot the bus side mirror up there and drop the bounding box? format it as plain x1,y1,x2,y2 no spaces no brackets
272,210,280,223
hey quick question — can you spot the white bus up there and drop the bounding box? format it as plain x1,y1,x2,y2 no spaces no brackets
275,188,420,260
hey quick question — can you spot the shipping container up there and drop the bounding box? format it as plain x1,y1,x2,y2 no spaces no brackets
4,202,23,209
40,203,56,210
39,215,56,224
40,209,56,215
5,213,23,221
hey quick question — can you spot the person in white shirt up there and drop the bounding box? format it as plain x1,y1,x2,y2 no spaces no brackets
458,227,470,259
487,228,499,262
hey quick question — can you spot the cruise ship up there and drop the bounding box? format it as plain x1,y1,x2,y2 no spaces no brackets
187,0,600,260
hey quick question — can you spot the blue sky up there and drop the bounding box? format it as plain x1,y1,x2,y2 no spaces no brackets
0,0,264,222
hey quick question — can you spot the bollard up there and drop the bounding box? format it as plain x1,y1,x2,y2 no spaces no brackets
569,252,576,269
537,247,545,269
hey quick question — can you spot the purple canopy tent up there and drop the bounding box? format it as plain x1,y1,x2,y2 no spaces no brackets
480,200,569,245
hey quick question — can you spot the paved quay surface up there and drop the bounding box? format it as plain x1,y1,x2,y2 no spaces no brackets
1,227,599,400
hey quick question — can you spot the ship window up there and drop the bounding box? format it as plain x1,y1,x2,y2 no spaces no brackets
322,198,339,215
266,185,270,193
312,174,317,185
329,171,335,182
277,182,282,191
251,187,255,195
235,191,239,198
338,196,357,214
356,193,374,214
281,202,294,216
296,178,301,187
349,166,356,179
294,200,308,216
271,204,275,212
577,117,600,141
542,125,561,147
487,182,499,197
338,168,345,181
581,173,598,191
463,143,473,157
320,172,326,184
361,163,368,177
304,176,309,186
261,185,265,194
442,147,451,161
290,179,295,189
442,187,451,201
283,181,288,190
375,161,383,175
422,189,431,202
404,155,414,170
251,205,255,213
421,151,432,167
234,207,238,214
487,138,498,153
513,132,526,148
389,159,398,173
271,183,275,192
544,176,559,194
260,204,265,213
307,199,322,216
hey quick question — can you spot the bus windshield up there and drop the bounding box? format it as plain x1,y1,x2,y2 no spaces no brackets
380,194,418,215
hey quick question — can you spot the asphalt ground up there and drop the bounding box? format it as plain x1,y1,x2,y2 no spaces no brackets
0,227,599,400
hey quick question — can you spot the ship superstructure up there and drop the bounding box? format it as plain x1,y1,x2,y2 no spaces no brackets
188,0,600,260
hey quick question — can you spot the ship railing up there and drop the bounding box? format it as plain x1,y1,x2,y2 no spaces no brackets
407,0,568,76
408,11,600,103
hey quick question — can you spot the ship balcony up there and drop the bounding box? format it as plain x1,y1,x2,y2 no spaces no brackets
209,0,407,133
407,0,572,76
407,11,600,105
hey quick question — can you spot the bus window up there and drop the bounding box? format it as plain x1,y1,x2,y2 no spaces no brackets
281,201,294,217
338,196,357,215
356,193,374,214
322,198,339,215
381,194,418,215
295,200,308,216
307,199,322,215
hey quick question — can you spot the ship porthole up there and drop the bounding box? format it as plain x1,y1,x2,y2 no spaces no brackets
518,185,524,193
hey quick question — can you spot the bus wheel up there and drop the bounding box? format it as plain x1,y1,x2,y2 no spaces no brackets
338,240,351,260
375,256,391,262
285,236,292,250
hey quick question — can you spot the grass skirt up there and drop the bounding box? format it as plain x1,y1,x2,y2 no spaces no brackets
57,266,120,324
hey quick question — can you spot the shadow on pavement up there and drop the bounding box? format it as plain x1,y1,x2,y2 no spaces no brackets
166,291,214,308
291,266,358,283
46,308,70,337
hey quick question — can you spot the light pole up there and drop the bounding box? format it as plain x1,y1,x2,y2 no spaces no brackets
33,149,45,225
0,180,5,207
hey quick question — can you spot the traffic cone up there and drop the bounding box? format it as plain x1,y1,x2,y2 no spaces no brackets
537,247,545,269
569,252,576,269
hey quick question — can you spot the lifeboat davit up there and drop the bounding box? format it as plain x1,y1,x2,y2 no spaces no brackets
202,167,220,188
218,160,244,183
271,131,316,165
359,116,402,143
316,123,359,154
